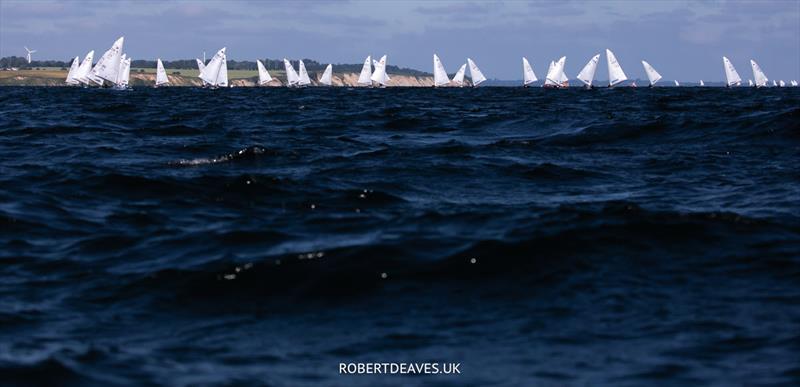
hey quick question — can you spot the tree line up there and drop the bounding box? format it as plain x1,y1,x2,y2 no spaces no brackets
0,56,430,76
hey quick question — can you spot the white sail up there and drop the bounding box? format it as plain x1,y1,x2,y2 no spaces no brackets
792,80,798,87
779,80,785,87
674,80,680,86
357,56,372,85
196,58,205,73
75,50,95,85
722,56,741,86
200,47,227,87
544,61,556,86
319,64,333,86
576,54,599,87
115,54,126,86
452,63,466,86
700,80,705,86
748,79,753,86
606,49,627,86
641,60,662,86
467,58,486,86
557,57,568,85
156,58,169,86
91,36,124,84
433,54,450,87
283,58,300,85
546,56,567,87
65,56,80,85
370,55,389,85
297,60,311,85
772,80,777,87
256,59,273,85
522,57,537,85
118,56,131,87
750,60,768,87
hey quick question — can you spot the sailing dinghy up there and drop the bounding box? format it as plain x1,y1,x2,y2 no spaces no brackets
433,54,450,87
91,36,125,87
370,55,389,87
319,64,333,86
155,58,169,87
115,55,131,90
576,54,599,88
641,61,662,87
544,56,568,88
75,51,95,86
467,58,486,87
750,60,768,87
699,80,705,86
606,49,627,87
779,80,785,87
297,60,311,86
199,47,228,88
722,57,742,87
283,58,300,87
674,80,679,86
748,79,754,87
792,80,798,87
452,63,467,87
357,56,372,86
65,56,80,85
522,57,537,87
256,60,273,86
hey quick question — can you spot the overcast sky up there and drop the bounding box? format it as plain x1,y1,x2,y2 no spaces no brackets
1,0,798,81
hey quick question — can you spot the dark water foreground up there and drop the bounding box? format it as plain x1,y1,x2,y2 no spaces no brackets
1,87,799,386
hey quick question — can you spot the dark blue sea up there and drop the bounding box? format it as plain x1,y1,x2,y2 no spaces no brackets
1,86,799,386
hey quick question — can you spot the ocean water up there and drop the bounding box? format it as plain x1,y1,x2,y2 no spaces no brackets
0,86,798,386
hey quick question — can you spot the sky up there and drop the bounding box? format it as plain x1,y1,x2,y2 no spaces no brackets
1,0,798,81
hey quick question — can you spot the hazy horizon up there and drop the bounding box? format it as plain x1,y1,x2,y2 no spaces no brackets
1,0,798,81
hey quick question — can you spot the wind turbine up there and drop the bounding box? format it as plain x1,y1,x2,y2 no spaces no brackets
24,47,37,64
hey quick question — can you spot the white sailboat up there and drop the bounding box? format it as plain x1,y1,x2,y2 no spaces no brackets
433,54,450,87
772,80,778,87
196,58,208,86
576,54,599,88
722,56,741,87
606,49,627,87
319,64,333,86
750,59,768,87
370,55,389,87
65,56,80,85
748,79,754,87
779,80,785,87
452,63,467,87
792,80,798,87
116,55,131,89
283,58,300,87
91,36,125,86
674,80,680,86
199,47,228,88
522,57,537,87
699,80,705,86
297,60,311,86
545,56,567,88
641,61,662,87
75,50,95,86
357,56,372,86
256,60,273,85
467,58,487,87
155,58,169,87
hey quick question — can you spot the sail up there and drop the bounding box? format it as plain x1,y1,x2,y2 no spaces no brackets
92,36,124,84
297,60,311,86
357,56,372,85
606,49,627,86
792,80,798,86
370,55,389,85
700,80,705,86
576,54,599,86
256,59,273,85
283,58,300,85
200,47,227,86
75,50,95,85
722,56,741,86
772,80,777,87
118,56,131,87
522,57,537,85
319,64,333,86
779,80,785,87
217,54,228,87
196,58,205,73
556,57,568,85
546,56,566,86
674,80,679,86
750,60,768,87
748,79,753,86
65,56,80,85
433,54,450,86
115,54,126,85
467,58,486,86
641,60,662,86
156,58,169,86
452,64,466,86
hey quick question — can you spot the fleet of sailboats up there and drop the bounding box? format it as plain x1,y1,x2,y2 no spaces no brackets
59,38,796,89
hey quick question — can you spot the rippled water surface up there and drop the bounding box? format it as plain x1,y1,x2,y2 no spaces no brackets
1,87,799,386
